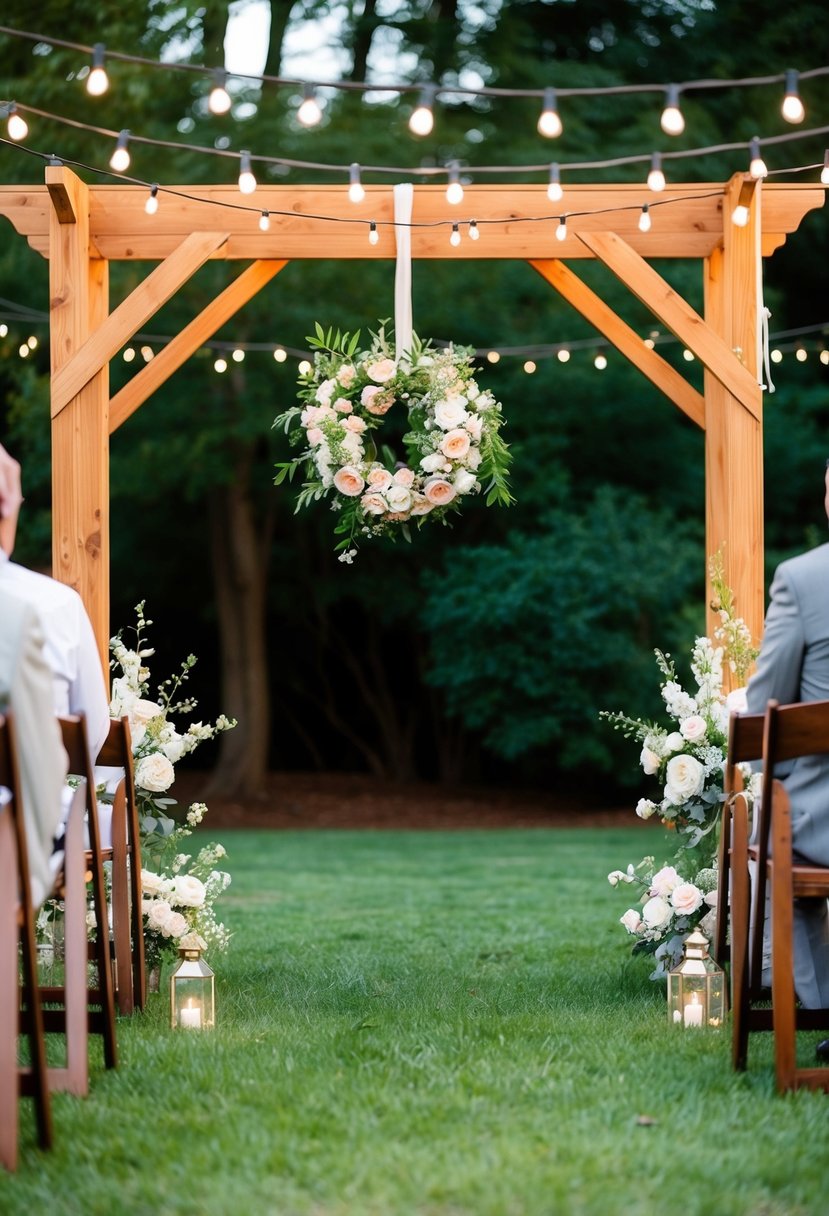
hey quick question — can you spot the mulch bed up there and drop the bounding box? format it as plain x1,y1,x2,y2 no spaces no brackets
171,771,658,831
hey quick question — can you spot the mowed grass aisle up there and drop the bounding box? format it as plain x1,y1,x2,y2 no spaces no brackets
3,827,828,1216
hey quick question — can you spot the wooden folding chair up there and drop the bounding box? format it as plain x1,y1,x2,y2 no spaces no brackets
0,712,50,1170
37,715,118,1072
732,698,829,1091
713,710,764,967
97,716,146,1014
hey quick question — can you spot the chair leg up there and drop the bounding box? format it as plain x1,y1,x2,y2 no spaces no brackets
47,785,88,1096
84,790,118,1069
771,788,797,1093
0,810,26,1169
109,788,133,1016
730,795,751,1071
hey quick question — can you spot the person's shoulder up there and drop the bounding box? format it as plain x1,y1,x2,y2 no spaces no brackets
775,542,829,585
0,562,84,610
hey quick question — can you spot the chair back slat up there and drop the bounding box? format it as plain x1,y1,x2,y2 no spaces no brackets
766,699,829,764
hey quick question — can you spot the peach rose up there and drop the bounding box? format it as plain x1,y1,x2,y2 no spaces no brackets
337,365,356,387
366,357,396,383
424,478,457,506
343,415,366,433
364,390,395,416
360,492,387,516
307,427,324,446
393,467,415,488
440,429,471,460
367,467,393,491
333,397,353,413
333,466,365,497
409,493,433,516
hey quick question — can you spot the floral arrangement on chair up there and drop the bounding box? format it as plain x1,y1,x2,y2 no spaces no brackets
274,323,513,560
107,602,236,970
600,557,759,976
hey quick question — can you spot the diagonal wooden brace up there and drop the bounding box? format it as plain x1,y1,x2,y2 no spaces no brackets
51,230,229,417
529,258,705,429
577,230,761,421
109,259,288,432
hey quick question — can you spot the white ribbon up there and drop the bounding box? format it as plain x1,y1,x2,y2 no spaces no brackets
754,181,774,393
393,183,414,369
761,305,775,394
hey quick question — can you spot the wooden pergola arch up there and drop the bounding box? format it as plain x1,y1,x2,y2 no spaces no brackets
0,167,823,670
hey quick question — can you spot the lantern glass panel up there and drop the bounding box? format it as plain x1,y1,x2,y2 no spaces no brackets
170,949,216,1030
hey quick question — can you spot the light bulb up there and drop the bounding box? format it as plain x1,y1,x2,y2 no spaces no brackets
298,359,312,375
259,211,270,231
647,152,665,193
140,345,153,362
450,223,461,247
486,351,500,364
273,347,287,363
547,162,563,203
18,344,29,358
796,347,808,362
145,184,159,215
348,163,365,203
214,357,228,373
123,347,136,363
368,221,379,245
7,104,28,141
208,68,232,115
781,69,805,124
523,360,537,373
820,349,829,366
638,205,652,233
238,150,257,194
555,217,567,241
537,87,562,138
594,353,607,370
27,335,37,350
749,137,767,179
86,44,109,97
770,349,783,364
660,84,684,136
683,349,694,362
0,324,7,336
469,220,479,240
109,129,131,173
409,85,436,136
446,162,463,205
732,205,750,227
557,348,570,363
232,348,245,362
822,150,829,186
297,85,322,127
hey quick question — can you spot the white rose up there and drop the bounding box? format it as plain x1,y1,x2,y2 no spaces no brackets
641,895,672,930
135,753,175,793
453,469,477,495
725,687,748,714
466,447,482,471
169,874,207,908
670,882,703,916
650,865,681,898
620,908,642,934
433,398,468,430
640,746,661,776
680,715,707,743
161,910,188,939
315,377,336,404
420,452,446,474
366,358,396,383
146,900,173,932
386,484,413,513
129,698,163,729
664,753,705,804
665,731,684,753
141,869,170,898
162,733,187,764
464,414,483,441
635,798,658,820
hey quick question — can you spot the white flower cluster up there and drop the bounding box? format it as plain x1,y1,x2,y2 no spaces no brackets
140,844,232,963
614,861,719,974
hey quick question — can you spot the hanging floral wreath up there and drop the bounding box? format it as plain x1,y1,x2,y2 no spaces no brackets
274,324,513,561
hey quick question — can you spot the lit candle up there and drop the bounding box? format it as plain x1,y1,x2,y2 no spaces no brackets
683,994,703,1027
179,999,202,1029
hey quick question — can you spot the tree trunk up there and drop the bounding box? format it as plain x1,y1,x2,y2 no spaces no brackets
264,1,293,78
205,444,272,798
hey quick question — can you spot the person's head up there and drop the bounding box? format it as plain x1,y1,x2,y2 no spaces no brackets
0,444,22,557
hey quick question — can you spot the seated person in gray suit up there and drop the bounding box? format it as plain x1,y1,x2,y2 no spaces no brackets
746,459,829,1013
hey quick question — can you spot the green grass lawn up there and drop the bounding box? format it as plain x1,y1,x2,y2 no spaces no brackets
3,827,828,1216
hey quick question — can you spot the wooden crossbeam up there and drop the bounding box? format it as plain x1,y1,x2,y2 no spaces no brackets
530,258,705,430
109,259,288,432
51,230,230,417
577,230,761,421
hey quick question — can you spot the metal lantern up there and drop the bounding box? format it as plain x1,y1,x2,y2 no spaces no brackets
170,945,215,1030
668,928,726,1028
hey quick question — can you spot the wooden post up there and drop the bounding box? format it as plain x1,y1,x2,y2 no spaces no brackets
704,174,765,651
47,166,110,673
